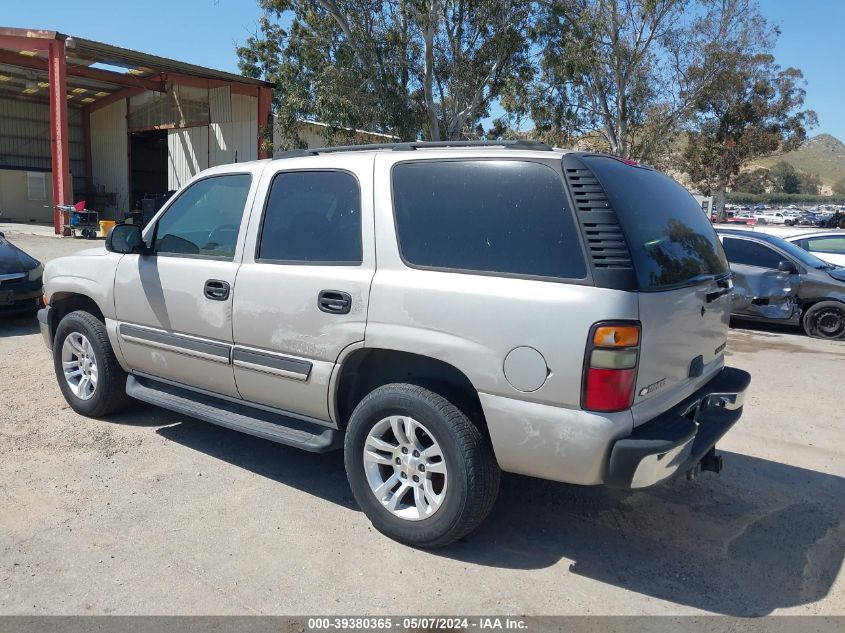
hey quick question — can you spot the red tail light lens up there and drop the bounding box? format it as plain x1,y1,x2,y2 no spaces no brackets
584,368,637,411
582,321,641,413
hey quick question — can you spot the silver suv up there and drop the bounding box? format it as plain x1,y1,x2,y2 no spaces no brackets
38,141,750,547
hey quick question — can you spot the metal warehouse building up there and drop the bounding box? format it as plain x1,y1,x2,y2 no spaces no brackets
0,27,272,233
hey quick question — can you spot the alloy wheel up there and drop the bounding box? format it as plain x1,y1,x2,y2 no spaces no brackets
61,332,98,400
362,415,448,521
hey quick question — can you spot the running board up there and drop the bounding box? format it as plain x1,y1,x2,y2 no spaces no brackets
126,375,342,453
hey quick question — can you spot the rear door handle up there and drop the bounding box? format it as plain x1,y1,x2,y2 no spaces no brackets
318,290,351,314
204,279,230,301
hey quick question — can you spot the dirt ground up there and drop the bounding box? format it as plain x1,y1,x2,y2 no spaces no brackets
1,231,843,616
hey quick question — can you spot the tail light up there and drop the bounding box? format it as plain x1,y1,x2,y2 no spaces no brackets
582,322,641,412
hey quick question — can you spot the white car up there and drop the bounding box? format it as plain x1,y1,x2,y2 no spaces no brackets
753,211,786,225
786,231,845,267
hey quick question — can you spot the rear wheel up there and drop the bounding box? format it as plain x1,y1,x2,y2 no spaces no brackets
344,383,500,548
802,301,845,340
53,310,130,417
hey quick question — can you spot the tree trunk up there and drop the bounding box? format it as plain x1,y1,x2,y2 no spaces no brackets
713,185,727,223
422,17,440,141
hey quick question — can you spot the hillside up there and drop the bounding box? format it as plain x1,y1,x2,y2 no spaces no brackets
755,133,845,187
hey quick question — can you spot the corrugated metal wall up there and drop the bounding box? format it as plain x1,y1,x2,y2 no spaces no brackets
0,97,86,194
167,126,209,189
90,99,129,217
168,92,256,189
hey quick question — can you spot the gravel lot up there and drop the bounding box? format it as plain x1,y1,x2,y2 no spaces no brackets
1,230,843,616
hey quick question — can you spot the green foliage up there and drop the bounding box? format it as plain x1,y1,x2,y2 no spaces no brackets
238,0,534,148
733,168,772,195
726,192,845,205
834,176,845,196
681,40,817,219
757,134,845,186
733,164,822,195
770,161,801,194
508,0,769,165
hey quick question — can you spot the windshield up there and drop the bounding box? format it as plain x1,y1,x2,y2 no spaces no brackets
581,156,730,290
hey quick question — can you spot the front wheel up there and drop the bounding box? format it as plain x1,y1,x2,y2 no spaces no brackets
803,301,845,340
53,310,130,417
344,383,500,548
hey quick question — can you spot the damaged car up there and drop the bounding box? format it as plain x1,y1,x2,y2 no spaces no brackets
717,229,845,340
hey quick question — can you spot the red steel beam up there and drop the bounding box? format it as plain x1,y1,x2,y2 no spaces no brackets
82,106,93,193
0,34,54,51
258,86,273,159
85,85,145,114
0,49,166,92
47,40,72,235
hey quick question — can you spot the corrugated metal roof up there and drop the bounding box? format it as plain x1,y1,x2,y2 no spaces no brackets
0,26,271,95
68,36,270,86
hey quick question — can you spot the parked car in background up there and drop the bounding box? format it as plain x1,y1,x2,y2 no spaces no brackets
717,229,845,339
0,231,43,315
37,142,751,547
817,210,845,229
782,210,802,226
753,211,786,225
786,231,845,267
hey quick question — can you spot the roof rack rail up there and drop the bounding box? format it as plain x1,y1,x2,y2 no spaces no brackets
273,139,552,159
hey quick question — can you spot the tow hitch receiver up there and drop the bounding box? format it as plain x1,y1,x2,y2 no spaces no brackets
700,448,724,474
687,448,723,480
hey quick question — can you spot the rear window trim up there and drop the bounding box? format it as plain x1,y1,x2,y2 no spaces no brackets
254,167,364,267
388,157,594,285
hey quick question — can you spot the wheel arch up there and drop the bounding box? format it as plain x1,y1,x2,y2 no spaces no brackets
799,296,845,318
333,348,485,432
46,292,107,345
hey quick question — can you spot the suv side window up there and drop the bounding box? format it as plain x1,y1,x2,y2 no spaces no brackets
154,174,252,259
391,160,586,279
258,171,362,264
722,237,783,269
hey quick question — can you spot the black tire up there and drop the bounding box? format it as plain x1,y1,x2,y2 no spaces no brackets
344,383,500,548
802,301,845,340
53,310,130,417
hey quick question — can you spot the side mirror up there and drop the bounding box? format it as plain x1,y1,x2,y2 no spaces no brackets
105,223,148,255
778,260,798,274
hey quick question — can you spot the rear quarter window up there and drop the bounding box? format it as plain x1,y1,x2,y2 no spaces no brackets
391,160,587,280
581,156,729,290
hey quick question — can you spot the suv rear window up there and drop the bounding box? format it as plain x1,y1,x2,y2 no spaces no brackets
581,156,729,290
392,160,587,279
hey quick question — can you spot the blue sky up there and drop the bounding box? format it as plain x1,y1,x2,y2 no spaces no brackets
3,0,844,140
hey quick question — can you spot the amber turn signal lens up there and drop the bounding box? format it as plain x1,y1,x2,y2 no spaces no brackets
593,325,639,348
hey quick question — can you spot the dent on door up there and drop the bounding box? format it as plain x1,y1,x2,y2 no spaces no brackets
730,266,798,319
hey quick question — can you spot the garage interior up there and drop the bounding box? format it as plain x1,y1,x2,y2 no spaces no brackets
0,27,272,233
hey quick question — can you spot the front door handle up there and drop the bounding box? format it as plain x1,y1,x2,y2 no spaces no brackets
204,279,230,301
318,290,351,314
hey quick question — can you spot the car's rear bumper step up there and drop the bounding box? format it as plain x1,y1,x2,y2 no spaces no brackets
126,374,342,453
605,367,751,489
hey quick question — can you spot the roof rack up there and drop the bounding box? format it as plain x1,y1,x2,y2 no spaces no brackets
272,139,552,160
